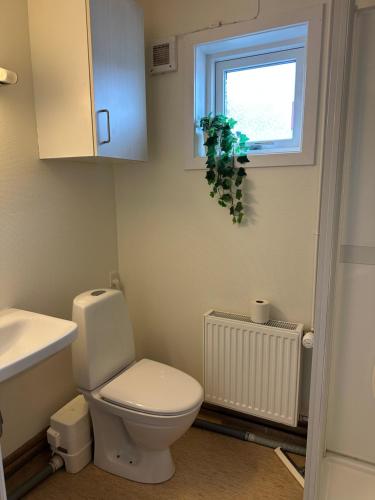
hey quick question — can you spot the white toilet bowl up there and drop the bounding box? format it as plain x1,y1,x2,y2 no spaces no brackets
72,290,203,484
81,359,203,483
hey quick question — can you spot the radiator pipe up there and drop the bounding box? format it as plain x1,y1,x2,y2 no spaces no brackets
194,418,306,456
7,454,64,500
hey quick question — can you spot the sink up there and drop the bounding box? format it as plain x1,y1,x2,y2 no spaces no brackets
0,308,77,383
0,308,77,499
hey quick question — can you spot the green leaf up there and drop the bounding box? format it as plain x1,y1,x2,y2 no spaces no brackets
237,167,247,176
235,202,243,213
212,115,226,127
237,155,250,164
205,170,215,185
221,193,232,203
204,136,218,147
223,167,235,178
206,157,216,168
222,178,232,190
236,189,242,200
237,213,244,224
200,116,210,130
236,132,249,145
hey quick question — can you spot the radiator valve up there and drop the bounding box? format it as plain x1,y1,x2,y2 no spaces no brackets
302,331,314,349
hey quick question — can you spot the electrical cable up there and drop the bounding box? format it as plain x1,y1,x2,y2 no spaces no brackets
175,0,261,38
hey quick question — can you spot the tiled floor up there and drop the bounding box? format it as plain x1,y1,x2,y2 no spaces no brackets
8,426,304,500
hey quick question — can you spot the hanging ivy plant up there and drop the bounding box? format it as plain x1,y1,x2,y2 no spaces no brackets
200,114,250,224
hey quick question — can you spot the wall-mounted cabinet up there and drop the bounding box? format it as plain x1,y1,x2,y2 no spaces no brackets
28,0,147,161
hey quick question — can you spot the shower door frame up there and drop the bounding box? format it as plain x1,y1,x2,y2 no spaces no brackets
304,0,355,498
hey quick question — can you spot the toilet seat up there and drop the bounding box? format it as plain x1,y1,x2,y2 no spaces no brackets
99,359,204,416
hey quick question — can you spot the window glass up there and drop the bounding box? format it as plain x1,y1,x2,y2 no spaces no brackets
224,61,297,143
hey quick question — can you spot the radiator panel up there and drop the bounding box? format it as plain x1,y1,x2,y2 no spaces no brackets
204,311,303,427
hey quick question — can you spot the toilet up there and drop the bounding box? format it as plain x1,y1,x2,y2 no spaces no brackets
71,289,203,484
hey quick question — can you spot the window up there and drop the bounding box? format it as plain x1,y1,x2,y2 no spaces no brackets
183,6,323,169
216,48,304,153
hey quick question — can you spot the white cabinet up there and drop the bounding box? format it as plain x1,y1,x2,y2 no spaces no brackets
28,0,147,161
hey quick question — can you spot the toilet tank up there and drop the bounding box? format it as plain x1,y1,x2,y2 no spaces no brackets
72,289,135,390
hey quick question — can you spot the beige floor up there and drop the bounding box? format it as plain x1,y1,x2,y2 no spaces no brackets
15,427,304,500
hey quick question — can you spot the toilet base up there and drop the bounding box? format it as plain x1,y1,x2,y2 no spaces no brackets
87,397,182,484
94,446,175,484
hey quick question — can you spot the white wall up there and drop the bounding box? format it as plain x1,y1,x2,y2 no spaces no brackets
115,0,331,416
0,0,117,456
0,0,331,457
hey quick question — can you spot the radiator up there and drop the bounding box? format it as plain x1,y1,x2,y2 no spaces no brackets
204,310,304,427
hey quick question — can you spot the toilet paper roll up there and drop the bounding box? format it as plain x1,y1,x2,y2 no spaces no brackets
250,299,270,324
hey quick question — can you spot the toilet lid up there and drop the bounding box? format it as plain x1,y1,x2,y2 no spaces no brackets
99,359,204,415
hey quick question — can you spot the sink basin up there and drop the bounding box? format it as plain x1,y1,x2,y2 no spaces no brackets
0,308,77,383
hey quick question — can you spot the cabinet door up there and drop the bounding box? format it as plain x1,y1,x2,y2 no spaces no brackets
88,0,147,160
28,0,95,159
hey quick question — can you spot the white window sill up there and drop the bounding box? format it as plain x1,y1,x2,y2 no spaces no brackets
185,150,316,170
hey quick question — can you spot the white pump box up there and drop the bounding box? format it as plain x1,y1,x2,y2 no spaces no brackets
47,395,92,473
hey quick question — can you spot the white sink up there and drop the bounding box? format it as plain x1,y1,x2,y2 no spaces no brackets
0,308,77,383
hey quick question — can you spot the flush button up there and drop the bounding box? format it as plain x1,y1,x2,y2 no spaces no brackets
91,290,106,296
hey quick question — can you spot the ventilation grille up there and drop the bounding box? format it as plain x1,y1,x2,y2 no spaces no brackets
153,43,170,67
150,37,177,74
210,310,299,331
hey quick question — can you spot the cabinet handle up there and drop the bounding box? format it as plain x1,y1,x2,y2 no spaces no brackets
97,109,111,145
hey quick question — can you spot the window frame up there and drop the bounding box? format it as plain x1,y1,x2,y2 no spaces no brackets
214,47,305,154
182,4,324,169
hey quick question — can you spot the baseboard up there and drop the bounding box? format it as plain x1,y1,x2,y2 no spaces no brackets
3,429,49,479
